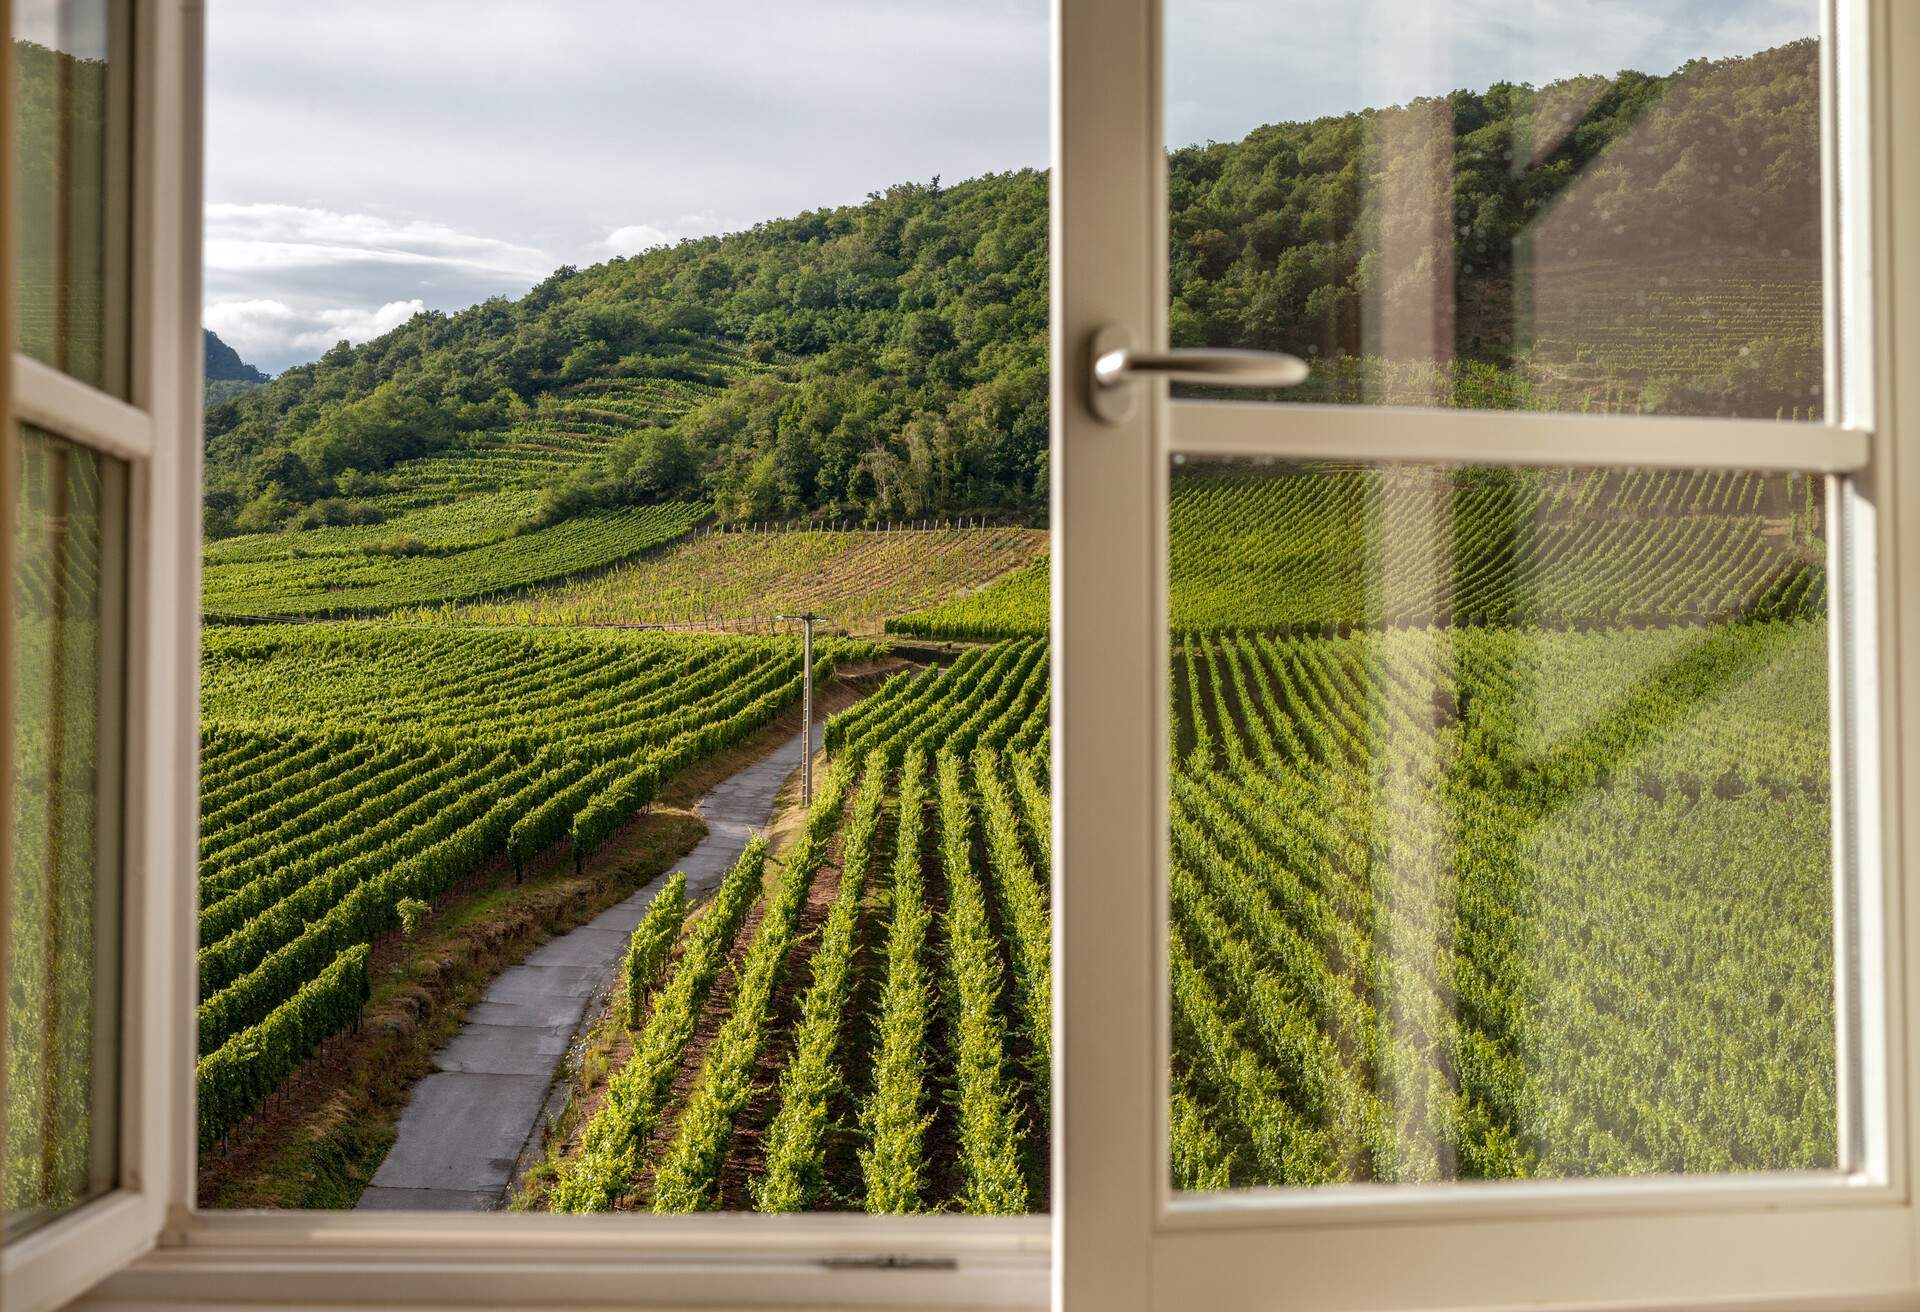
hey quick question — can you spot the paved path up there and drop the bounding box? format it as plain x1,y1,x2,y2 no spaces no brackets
358,720,824,1210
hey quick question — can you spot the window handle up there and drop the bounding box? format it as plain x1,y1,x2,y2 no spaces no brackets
1087,325,1308,423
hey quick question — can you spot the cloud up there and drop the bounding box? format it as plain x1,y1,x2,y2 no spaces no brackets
202,2,1052,369
202,203,552,372
302,299,431,349
599,224,676,256
205,203,553,281
204,297,428,373
597,214,725,257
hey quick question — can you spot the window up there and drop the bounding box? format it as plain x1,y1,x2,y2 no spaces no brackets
1058,0,1918,1309
8,2,1920,1310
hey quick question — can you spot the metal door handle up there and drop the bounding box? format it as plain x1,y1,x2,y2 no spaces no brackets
1087,326,1309,423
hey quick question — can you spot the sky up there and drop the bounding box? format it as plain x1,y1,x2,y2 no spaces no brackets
201,0,1817,375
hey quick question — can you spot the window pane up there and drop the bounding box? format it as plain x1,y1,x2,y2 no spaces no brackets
1165,2,1825,418
13,0,128,395
1166,458,1838,1190
5,425,128,1238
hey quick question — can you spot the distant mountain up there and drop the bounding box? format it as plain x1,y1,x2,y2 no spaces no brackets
205,330,270,407
206,329,269,383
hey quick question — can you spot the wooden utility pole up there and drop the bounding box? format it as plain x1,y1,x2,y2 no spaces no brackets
777,613,829,806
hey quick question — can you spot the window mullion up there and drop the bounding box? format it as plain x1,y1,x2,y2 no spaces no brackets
11,354,155,462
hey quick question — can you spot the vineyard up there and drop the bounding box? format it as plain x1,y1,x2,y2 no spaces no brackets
1163,617,1833,1185
891,465,1825,640
417,522,1048,634
202,346,763,616
193,624,874,1148
203,488,547,567
1197,259,1825,419
201,502,705,620
551,639,1051,1212
537,593,1831,1210
180,445,1845,1204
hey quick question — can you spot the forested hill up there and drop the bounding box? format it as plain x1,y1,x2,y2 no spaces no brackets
203,38,1819,538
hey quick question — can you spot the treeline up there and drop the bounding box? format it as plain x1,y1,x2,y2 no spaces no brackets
1169,40,1819,361
203,39,1818,535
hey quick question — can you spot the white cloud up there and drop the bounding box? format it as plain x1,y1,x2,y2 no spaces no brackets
598,214,726,257
201,203,553,372
205,296,428,372
299,299,430,350
599,224,676,256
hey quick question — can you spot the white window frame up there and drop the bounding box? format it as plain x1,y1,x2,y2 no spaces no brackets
1057,0,1920,1309
4,0,1917,1308
2,0,198,1306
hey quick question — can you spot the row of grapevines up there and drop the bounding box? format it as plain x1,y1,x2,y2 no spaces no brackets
971,747,1051,1108
624,874,688,1030
650,763,857,1211
754,751,891,1211
197,945,370,1148
856,751,935,1212
935,751,1030,1213
552,838,770,1212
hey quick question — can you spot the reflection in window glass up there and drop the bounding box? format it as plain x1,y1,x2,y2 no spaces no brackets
5,426,127,1238
1165,2,1823,418
13,0,126,394
1166,458,1836,1190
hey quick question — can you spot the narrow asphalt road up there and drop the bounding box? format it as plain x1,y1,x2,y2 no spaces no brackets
357,719,824,1210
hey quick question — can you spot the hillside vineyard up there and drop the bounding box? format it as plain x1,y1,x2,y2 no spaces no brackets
197,41,1819,544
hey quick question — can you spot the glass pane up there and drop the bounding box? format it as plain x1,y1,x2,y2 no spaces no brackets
5,425,128,1238
1167,458,1836,1190
13,0,128,394
1165,2,1825,418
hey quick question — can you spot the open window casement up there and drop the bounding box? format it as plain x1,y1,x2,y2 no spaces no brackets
1056,0,1920,1309
2,0,202,1309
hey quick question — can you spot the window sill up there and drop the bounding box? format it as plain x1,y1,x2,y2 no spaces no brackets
69,1211,1051,1310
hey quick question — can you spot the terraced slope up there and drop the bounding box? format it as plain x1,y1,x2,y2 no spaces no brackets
202,352,756,618
202,503,705,619
424,523,1047,633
